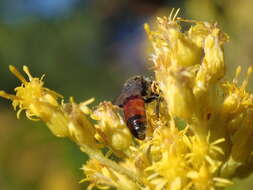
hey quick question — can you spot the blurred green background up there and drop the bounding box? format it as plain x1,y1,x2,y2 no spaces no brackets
0,0,252,189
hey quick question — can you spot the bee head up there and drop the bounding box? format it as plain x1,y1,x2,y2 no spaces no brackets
114,76,152,107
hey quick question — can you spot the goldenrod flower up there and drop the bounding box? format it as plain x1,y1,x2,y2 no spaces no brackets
1,9,253,190
0,66,98,149
91,101,132,156
82,159,139,190
0,65,69,137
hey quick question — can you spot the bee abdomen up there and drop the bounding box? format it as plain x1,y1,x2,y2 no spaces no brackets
123,96,146,140
126,114,146,140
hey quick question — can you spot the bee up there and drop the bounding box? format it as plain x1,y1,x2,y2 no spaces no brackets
114,76,159,140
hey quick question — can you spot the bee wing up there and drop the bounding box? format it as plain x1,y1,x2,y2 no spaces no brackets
113,92,128,107
114,75,148,107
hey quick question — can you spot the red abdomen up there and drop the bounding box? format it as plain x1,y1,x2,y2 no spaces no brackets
123,96,146,140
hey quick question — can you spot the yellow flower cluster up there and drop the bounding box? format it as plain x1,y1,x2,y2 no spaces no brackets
1,9,253,190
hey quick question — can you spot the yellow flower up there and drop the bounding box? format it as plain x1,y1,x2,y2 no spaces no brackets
81,159,139,190
0,66,98,149
91,101,132,155
2,9,253,190
0,65,69,137
63,98,98,149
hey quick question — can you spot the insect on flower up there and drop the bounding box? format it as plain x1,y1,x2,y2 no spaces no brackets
114,76,159,140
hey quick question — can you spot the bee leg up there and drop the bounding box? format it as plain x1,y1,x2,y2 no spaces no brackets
144,95,162,118
144,94,159,103
155,97,163,118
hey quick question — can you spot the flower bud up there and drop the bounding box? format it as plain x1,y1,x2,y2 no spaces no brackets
91,102,132,152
